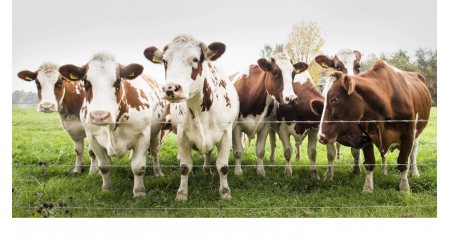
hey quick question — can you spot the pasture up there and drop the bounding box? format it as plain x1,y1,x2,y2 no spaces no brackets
12,106,437,218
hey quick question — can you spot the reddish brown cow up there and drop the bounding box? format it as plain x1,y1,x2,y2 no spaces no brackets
314,60,431,192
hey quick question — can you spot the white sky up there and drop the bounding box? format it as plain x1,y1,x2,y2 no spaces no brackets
12,0,436,92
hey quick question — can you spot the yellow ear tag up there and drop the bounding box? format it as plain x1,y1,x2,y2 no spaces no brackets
296,69,300,73
207,52,216,59
128,72,134,77
25,76,32,80
152,56,161,63
70,73,79,80
322,63,328,68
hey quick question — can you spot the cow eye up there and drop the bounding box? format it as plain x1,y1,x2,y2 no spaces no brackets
271,71,277,77
336,67,341,71
193,58,199,63
330,97,338,104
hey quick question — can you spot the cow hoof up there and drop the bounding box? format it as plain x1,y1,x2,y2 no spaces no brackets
409,170,420,178
133,192,146,198
102,186,113,192
153,171,164,177
353,166,361,175
400,180,411,193
89,167,99,175
310,170,320,180
234,169,243,176
221,194,232,200
269,155,276,163
203,167,212,175
284,169,293,178
362,188,374,193
72,166,83,176
175,194,188,201
295,154,300,161
256,169,266,178
220,187,232,200
336,154,342,161
381,167,388,175
324,170,334,181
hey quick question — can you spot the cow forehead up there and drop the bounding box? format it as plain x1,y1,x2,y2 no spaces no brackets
336,49,357,68
37,62,60,84
86,60,118,84
164,35,202,61
272,52,293,72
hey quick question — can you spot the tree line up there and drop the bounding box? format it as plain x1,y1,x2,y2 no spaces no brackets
12,90,39,104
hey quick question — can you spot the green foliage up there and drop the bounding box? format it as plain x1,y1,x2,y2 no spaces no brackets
12,90,39,104
415,48,437,106
12,107,437,218
260,43,285,59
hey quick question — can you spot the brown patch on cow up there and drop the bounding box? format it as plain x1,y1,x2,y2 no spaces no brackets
219,79,227,88
180,164,189,176
201,79,213,112
220,165,229,175
89,149,96,159
189,107,195,119
224,93,231,108
140,89,148,101
58,76,85,119
122,81,150,111
191,53,205,80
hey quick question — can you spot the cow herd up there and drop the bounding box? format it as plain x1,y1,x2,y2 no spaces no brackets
17,34,432,201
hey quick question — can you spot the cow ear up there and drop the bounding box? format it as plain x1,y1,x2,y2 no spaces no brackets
360,117,382,151
257,58,272,72
310,99,324,116
121,64,144,80
293,62,309,74
144,46,164,64
341,74,355,95
315,55,334,69
354,50,361,61
59,64,86,81
17,70,37,81
204,42,226,61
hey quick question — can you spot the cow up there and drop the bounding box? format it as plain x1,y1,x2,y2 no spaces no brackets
314,60,431,192
17,62,98,175
229,51,307,177
272,65,337,180
143,34,239,201
59,51,168,197
315,48,364,174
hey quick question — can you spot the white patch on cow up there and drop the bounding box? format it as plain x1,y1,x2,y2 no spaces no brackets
293,70,312,85
272,52,296,103
36,62,61,111
75,82,81,94
231,66,251,83
318,76,337,136
336,48,357,76
383,61,402,74
363,170,374,192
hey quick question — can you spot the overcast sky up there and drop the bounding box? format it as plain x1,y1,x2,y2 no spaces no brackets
12,0,436,92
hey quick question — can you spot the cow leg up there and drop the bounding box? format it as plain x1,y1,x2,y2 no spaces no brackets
232,126,244,176
88,135,113,191
241,132,246,151
131,129,151,198
351,147,362,175
307,128,319,180
269,129,277,163
295,141,301,161
88,145,98,174
335,142,342,161
203,150,213,174
73,140,84,175
216,129,232,199
256,125,271,177
409,135,421,177
381,154,388,175
324,143,336,181
150,132,163,177
398,134,414,193
278,127,293,178
362,144,376,193
176,130,192,201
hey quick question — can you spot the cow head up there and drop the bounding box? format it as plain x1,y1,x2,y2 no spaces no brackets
144,34,226,103
312,71,371,149
17,62,69,113
315,48,361,76
257,52,308,105
59,51,143,126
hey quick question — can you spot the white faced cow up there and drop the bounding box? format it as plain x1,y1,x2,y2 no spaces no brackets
18,62,98,175
229,52,307,177
315,48,365,174
144,34,239,201
59,52,168,198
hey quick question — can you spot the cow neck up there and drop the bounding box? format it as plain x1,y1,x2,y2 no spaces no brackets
59,81,85,120
352,75,391,120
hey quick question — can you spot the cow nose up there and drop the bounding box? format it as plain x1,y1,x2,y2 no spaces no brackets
90,111,111,124
285,95,297,105
39,102,55,112
318,133,326,144
162,84,182,98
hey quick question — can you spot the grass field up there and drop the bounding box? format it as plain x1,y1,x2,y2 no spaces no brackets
12,106,437,218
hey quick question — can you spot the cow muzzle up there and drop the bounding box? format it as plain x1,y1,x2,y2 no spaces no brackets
284,95,298,105
318,133,334,145
39,102,57,113
162,83,184,101
89,111,112,126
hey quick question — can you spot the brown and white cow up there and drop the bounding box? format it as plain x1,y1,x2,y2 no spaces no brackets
144,34,239,201
272,66,337,180
59,52,168,198
229,52,307,177
314,60,431,192
315,48,364,174
17,62,98,175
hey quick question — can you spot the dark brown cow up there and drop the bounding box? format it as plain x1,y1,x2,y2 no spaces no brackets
17,62,98,175
273,67,337,180
314,60,432,192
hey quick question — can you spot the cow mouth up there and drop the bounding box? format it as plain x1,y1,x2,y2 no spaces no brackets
162,96,187,103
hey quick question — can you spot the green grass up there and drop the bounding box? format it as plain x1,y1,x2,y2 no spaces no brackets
12,107,437,218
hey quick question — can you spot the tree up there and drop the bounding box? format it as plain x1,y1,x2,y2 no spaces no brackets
12,90,39,104
260,43,285,59
416,48,437,105
285,21,326,63
360,53,378,72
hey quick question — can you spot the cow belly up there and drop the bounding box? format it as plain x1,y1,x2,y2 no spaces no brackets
183,128,224,153
238,116,273,139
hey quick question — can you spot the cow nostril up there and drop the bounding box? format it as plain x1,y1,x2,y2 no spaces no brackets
166,91,174,97
174,85,180,91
